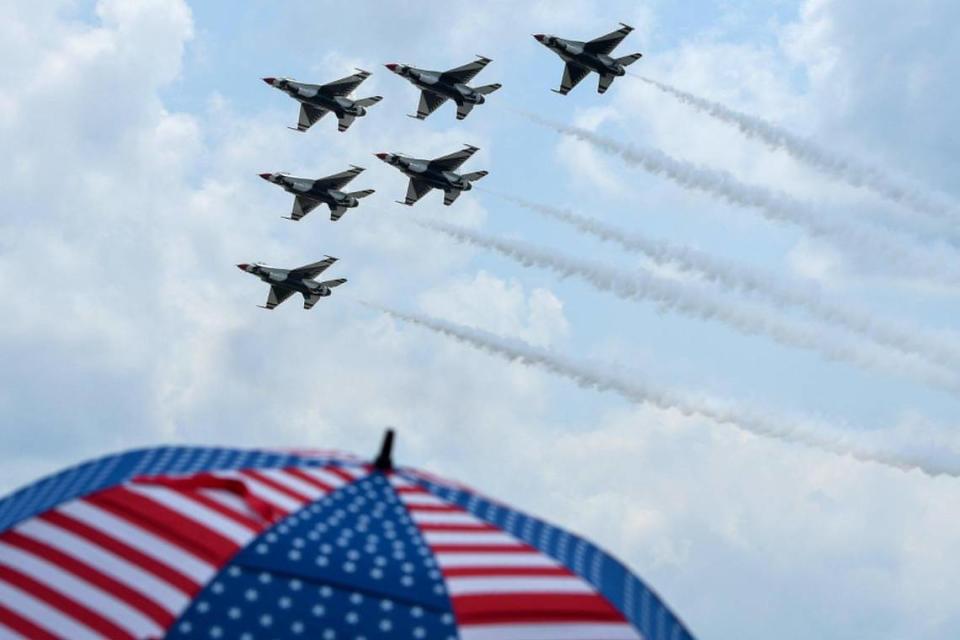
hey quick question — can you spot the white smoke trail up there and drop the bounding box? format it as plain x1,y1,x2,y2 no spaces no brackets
488,191,960,372
367,302,960,478
417,218,960,397
517,110,960,285
637,75,960,224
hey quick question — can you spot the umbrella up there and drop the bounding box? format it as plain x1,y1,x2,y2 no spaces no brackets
0,431,697,639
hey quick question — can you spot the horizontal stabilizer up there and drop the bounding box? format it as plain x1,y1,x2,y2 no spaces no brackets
461,170,488,182
347,189,375,199
474,83,502,95
354,95,383,108
598,74,616,94
337,114,356,132
616,53,643,67
443,189,462,206
456,102,475,120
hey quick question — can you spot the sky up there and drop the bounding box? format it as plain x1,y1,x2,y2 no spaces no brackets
2,0,960,638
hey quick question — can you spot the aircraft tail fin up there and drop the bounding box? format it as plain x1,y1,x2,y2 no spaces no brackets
354,95,383,108
461,170,488,183
474,83,502,95
616,53,643,67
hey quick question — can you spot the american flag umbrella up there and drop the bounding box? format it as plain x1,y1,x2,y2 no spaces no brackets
0,431,696,640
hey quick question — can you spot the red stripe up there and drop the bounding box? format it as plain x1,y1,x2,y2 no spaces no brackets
404,504,461,512
0,564,134,639
4,531,174,627
0,600,58,640
452,593,626,624
429,544,536,553
89,488,237,562
41,510,199,595
416,523,499,532
285,467,336,493
442,566,572,578
395,486,431,494
241,469,311,503
185,489,264,532
325,466,358,484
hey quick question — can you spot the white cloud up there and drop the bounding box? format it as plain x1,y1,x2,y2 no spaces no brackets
418,270,570,347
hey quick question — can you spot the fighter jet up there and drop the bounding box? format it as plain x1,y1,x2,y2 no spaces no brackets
375,145,487,206
259,166,375,222
384,56,501,121
533,23,642,95
262,69,382,133
237,257,346,310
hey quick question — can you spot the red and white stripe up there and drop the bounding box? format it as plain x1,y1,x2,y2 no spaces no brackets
0,464,365,639
393,476,642,640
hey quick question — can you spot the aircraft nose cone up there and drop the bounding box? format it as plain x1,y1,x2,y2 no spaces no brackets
375,153,389,161
385,63,399,72
262,77,275,85
533,34,545,42
258,172,272,180
236,263,250,271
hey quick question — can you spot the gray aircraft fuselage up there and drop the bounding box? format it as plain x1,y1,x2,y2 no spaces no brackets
375,153,474,193
385,64,487,107
236,264,333,298
258,173,362,210
262,78,369,119
533,35,627,78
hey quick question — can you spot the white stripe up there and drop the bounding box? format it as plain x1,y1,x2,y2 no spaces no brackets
16,519,189,613
198,489,260,519
423,531,523,547
257,469,327,500
334,464,367,480
0,579,100,640
388,475,418,488
400,492,454,507
460,622,643,640
435,552,560,569
446,575,595,596
0,542,163,638
212,471,303,513
125,485,253,546
60,501,214,583
298,467,349,489
411,511,486,526
0,621,26,640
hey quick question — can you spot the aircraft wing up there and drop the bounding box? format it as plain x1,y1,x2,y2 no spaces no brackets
290,195,322,221
557,62,590,95
439,56,492,84
583,23,634,55
320,69,372,96
401,179,433,206
289,256,337,280
414,91,448,119
295,104,327,132
313,165,365,191
429,144,479,171
265,285,296,310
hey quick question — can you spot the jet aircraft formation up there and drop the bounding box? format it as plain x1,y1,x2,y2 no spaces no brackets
241,23,642,310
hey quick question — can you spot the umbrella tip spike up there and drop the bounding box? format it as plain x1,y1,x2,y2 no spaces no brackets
374,428,395,472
